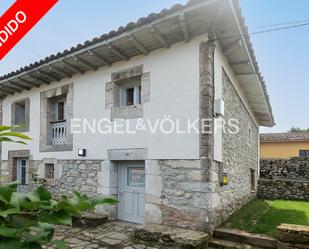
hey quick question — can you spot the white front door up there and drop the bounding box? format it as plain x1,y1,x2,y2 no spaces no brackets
118,161,145,224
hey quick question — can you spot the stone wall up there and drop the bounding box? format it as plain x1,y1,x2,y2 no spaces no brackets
277,224,309,249
157,160,211,231
52,160,102,197
196,40,259,231
0,160,9,183
0,159,103,197
209,70,259,227
258,178,309,200
258,158,309,200
260,158,309,179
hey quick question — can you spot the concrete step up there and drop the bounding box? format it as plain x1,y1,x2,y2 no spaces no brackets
134,224,209,248
213,228,277,249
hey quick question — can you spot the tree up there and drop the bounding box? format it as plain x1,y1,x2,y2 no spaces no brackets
0,126,117,249
289,127,309,132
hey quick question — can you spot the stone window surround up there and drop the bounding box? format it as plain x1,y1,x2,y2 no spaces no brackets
106,65,150,120
11,97,30,132
37,158,60,186
8,150,34,188
40,83,74,152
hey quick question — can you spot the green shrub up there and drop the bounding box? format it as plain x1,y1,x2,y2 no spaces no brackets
0,183,117,249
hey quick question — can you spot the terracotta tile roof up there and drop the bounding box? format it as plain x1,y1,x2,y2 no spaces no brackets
260,132,309,142
0,0,202,81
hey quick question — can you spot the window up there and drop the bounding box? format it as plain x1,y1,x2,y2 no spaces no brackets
122,84,141,106
127,167,145,187
45,164,54,179
115,76,142,107
299,150,309,157
17,158,27,185
12,98,30,132
250,169,256,191
15,100,26,125
55,101,65,121
126,88,134,106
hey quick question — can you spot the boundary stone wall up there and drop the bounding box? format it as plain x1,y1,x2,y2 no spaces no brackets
258,158,309,200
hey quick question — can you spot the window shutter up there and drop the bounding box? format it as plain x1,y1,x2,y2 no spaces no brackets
141,72,150,103
105,81,113,109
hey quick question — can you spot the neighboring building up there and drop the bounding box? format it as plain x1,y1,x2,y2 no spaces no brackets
260,132,309,159
0,0,274,232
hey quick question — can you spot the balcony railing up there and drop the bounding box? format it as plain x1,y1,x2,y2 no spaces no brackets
51,120,67,145
17,184,28,193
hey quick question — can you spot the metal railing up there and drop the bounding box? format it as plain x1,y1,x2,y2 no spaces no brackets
16,184,28,193
51,120,67,145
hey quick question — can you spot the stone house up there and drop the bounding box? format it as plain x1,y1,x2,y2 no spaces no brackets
0,0,274,232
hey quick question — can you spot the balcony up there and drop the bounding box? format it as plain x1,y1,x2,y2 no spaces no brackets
51,120,67,145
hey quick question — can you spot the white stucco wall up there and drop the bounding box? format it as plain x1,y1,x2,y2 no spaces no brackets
1,35,208,161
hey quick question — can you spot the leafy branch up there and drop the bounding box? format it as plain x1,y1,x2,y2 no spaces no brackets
0,126,31,144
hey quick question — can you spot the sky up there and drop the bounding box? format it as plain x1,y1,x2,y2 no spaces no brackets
0,0,309,133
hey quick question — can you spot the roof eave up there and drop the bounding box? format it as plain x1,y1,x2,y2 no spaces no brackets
228,0,275,127
0,0,220,98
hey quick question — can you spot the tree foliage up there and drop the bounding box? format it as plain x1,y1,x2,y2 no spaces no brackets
289,127,309,132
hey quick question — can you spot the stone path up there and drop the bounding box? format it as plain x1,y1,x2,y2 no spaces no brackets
47,221,167,249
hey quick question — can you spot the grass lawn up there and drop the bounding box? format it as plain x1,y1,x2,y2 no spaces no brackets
222,199,309,237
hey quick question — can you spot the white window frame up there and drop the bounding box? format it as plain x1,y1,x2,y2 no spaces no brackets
119,81,141,107
17,158,28,185
54,100,66,121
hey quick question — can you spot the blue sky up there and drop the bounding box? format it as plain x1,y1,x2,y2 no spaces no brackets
0,0,309,133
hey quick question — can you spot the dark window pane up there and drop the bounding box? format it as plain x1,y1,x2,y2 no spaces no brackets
57,102,64,121
138,86,142,104
300,150,309,157
250,169,255,191
126,88,134,106
15,101,26,125
21,166,26,185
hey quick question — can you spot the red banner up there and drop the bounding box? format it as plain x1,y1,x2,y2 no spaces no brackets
0,0,58,60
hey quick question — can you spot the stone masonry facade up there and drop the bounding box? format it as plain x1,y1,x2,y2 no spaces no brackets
197,40,259,230
208,70,259,228
258,158,309,200
156,160,210,231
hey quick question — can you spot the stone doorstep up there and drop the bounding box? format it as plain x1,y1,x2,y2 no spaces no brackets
213,228,277,249
72,213,109,227
134,224,209,248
